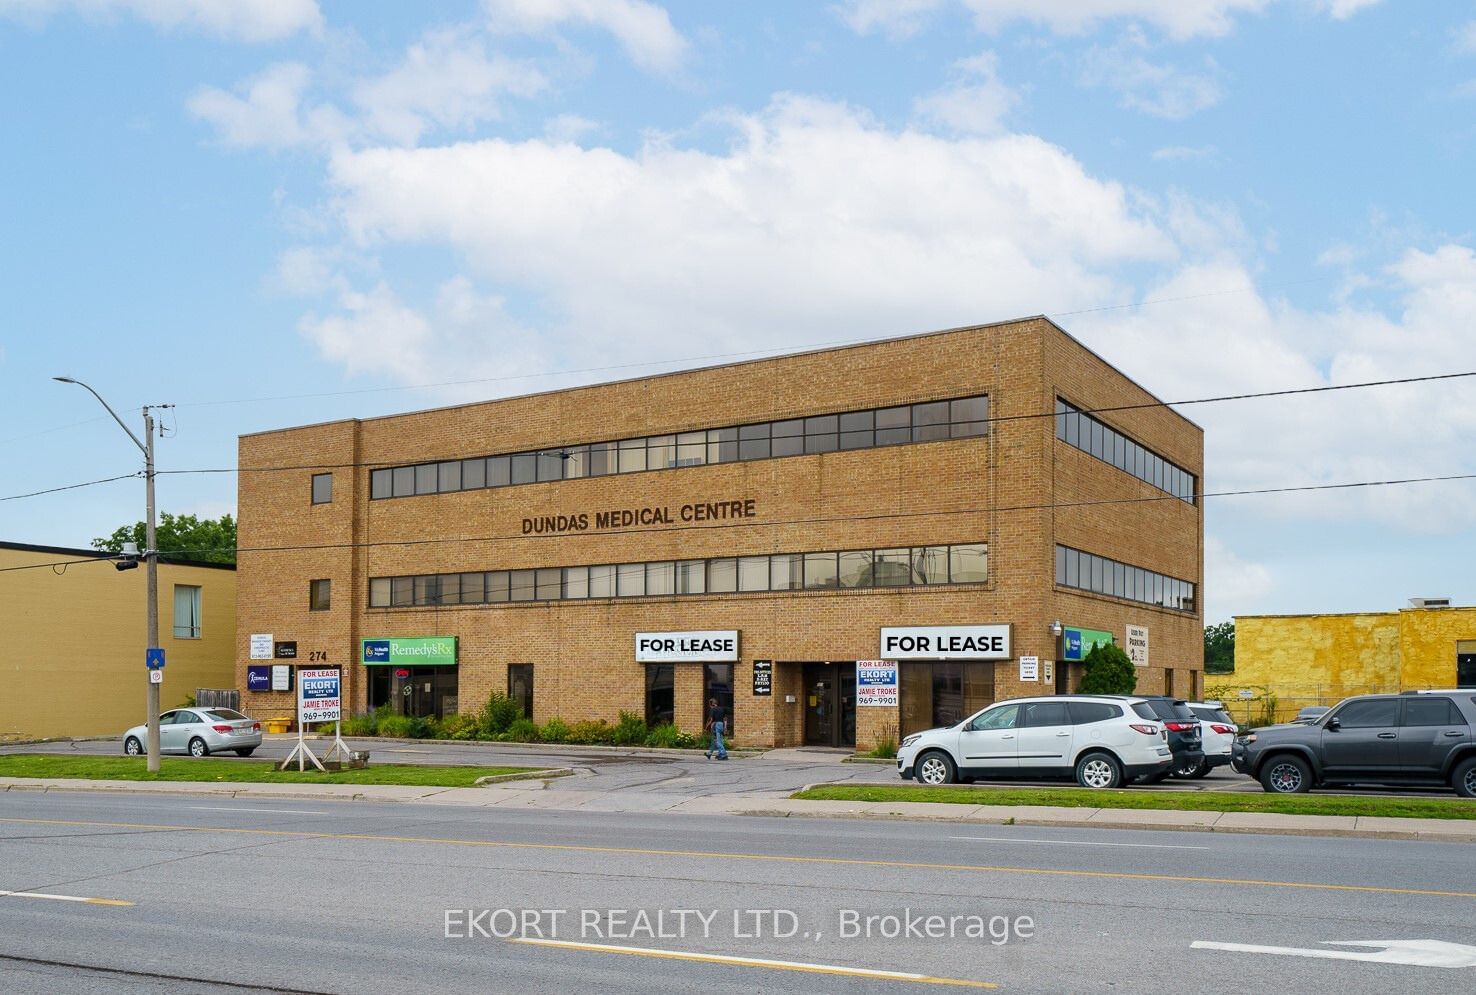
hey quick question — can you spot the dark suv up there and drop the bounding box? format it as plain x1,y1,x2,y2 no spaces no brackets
1233,691,1476,796
1124,696,1204,783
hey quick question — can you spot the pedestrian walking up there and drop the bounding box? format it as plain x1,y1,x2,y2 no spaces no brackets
704,697,729,760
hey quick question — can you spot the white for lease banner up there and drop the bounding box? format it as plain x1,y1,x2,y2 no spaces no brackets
298,668,341,724
634,631,739,663
879,625,1011,660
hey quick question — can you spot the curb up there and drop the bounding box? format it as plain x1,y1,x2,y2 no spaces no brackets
285,735,765,759
474,767,576,785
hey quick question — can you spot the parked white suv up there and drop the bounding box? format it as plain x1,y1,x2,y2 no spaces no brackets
897,695,1173,789
1173,701,1237,779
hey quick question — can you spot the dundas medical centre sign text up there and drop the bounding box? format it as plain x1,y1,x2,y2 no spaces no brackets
361,637,459,666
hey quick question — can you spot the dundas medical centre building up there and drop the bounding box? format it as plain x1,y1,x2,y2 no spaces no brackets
235,318,1204,750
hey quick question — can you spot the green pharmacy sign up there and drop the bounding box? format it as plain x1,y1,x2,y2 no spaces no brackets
361,636,458,666
1061,627,1114,662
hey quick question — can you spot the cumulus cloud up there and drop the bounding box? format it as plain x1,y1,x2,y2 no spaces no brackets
189,32,545,149
1203,536,1273,621
483,0,688,73
913,51,1018,135
0,0,321,41
1080,28,1223,119
297,283,436,382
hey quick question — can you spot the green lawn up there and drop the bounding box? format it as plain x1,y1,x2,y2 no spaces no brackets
794,784,1476,820
0,754,532,787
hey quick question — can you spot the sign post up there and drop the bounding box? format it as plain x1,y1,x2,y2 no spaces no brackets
280,667,340,772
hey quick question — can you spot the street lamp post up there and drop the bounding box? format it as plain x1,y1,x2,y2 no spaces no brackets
53,377,166,773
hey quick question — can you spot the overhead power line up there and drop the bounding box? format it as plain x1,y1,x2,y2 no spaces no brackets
0,472,141,503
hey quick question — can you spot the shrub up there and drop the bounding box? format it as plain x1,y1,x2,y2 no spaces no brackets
506,718,540,742
479,692,523,738
866,736,897,759
1079,642,1137,695
644,722,682,748
340,711,378,737
440,713,480,740
541,717,571,743
565,720,613,745
377,714,416,739
611,711,648,746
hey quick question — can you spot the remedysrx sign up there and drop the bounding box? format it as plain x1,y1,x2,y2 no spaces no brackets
635,631,739,662
361,637,458,666
1061,627,1114,662
879,625,1011,660
298,668,341,724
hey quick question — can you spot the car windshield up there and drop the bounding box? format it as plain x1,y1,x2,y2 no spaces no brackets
208,709,248,720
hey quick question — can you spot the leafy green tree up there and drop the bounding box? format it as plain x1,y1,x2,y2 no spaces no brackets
1078,642,1137,695
1204,620,1235,675
92,512,237,565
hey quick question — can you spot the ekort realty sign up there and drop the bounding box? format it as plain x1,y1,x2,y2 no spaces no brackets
298,668,341,724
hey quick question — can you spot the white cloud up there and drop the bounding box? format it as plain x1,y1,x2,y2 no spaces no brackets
1152,145,1215,160
323,95,1172,365
543,113,600,144
298,283,435,382
1204,535,1273,620
1457,20,1476,54
1318,0,1382,20
0,0,321,41
913,51,1018,135
483,0,688,73
833,0,945,39
1080,29,1222,119
190,32,545,149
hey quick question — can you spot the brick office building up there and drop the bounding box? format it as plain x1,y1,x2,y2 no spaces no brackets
235,317,1204,749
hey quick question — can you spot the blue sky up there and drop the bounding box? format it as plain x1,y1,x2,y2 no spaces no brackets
2,0,1475,623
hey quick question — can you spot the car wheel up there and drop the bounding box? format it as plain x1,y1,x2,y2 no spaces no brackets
188,737,209,758
1260,754,1312,794
1075,752,1122,789
1190,764,1213,779
915,750,956,786
124,737,142,756
235,748,256,758
1171,759,1206,779
1453,757,1476,799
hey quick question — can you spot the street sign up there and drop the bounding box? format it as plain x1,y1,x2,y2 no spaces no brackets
148,669,163,685
298,668,341,724
145,647,165,670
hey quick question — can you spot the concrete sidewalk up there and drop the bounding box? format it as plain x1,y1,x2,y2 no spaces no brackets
3,775,1473,842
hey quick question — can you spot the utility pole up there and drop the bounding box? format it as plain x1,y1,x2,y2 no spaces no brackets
53,377,169,773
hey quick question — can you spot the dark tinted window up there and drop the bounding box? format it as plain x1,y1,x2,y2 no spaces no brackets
1334,698,1399,729
1136,698,1190,721
1131,702,1158,721
311,472,332,504
1403,697,1466,727
1069,701,1122,724
208,709,247,721
1189,706,1232,723
1020,701,1072,728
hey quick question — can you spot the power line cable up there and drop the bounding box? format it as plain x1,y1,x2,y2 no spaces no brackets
0,473,142,503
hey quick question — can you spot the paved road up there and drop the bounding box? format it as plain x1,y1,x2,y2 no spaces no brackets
1,790,1473,993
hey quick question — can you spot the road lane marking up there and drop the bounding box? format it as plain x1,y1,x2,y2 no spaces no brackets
511,937,997,987
949,836,1209,850
188,807,330,815
1192,939,1476,968
0,889,132,907
2,816,1473,900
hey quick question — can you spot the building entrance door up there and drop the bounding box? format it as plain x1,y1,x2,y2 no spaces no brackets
802,662,855,748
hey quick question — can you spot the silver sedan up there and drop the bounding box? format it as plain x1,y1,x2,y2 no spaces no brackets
123,708,263,758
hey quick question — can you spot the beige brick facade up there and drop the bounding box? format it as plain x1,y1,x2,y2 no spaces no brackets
235,317,1204,749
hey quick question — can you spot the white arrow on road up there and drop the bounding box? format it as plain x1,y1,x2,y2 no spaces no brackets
1192,939,1476,968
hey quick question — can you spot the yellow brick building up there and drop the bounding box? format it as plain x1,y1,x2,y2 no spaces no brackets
1232,601,1476,722
0,541,237,740
235,318,1204,749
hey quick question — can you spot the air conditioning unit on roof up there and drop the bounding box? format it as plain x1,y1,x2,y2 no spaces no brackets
1408,597,1452,609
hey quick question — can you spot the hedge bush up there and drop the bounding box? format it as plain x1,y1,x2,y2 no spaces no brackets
565,720,613,745
540,717,571,743
611,711,648,746
479,692,523,738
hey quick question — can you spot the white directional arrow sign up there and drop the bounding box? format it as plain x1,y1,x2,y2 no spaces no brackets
1192,939,1476,969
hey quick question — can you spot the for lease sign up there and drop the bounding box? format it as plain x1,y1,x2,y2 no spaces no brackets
879,625,1011,660
857,661,898,707
299,668,341,724
634,631,739,662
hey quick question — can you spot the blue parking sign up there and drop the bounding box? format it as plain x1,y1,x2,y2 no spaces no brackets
146,647,165,670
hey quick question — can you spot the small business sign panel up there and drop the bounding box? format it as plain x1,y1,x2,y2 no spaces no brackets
751,660,773,696
1019,656,1040,682
246,665,272,692
1061,627,1114,662
634,631,739,663
145,647,165,670
361,637,458,666
857,660,899,707
879,625,1011,660
249,633,273,660
299,668,341,724
1125,625,1149,668
274,641,298,660
270,664,293,692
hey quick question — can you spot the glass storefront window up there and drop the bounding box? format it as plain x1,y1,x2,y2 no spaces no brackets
704,663,734,738
645,665,674,726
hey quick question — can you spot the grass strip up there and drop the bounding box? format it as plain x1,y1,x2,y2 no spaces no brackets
0,754,530,787
794,784,1476,820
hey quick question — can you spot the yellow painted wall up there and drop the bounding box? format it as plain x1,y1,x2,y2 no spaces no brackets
0,546,237,740
1233,607,1476,722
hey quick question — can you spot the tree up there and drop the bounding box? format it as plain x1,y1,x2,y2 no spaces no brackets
93,512,237,565
1078,642,1137,695
1204,620,1235,675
